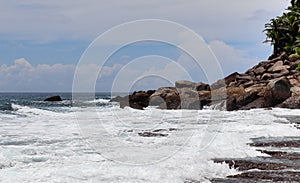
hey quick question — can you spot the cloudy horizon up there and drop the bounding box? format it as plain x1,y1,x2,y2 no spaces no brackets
0,0,290,92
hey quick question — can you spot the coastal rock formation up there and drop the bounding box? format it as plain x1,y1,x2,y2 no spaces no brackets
110,90,155,110
111,52,300,110
150,87,181,109
264,77,291,107
44,96,62,102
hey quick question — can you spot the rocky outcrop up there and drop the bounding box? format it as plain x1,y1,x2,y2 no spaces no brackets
111,52,300,110
264,77,291,107
150,87,181,109
110,90,155,110
277,95,300,109
44,96,62,102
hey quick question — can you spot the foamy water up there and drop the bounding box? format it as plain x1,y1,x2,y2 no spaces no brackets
0,99,299,182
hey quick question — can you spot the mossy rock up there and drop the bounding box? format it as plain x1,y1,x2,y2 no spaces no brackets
289,54,300,62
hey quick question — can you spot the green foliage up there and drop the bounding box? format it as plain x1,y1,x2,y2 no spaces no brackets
296,63,300,70
264,0,300,57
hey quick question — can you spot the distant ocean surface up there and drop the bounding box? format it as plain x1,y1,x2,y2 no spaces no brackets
0,92,299,182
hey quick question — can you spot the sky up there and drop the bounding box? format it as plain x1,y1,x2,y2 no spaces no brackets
0,0,291,92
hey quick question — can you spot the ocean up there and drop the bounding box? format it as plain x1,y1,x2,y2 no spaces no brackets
0,93,299,182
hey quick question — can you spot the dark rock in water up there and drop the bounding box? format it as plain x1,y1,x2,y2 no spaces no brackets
227,171,300,182
109,96,124,102
111,90,155,110
225,95,238,111
44,96,62,102
130,91,151,108
138,131,168,137
213,158,290,171
264,77,291,107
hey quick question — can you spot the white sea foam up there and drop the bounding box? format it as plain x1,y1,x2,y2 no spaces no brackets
86,99,110,104
0,105,299,182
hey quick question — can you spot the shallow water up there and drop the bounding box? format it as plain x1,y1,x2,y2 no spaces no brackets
0,93,299,182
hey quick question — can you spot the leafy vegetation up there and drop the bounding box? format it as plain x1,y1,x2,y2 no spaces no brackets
264,0,300,57
296,63,300,70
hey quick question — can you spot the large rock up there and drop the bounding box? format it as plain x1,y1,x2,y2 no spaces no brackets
44,96,62,102
211,72,239,89
129,91,152,108
277,95,300,109
178,88,202,109
253,66,265,75
268,60,284,73
112,90,155,110
175,80,196,89
195,82,210,91
291,86,300,96
264,77,291,107
239,97,266,110
150,87,181,109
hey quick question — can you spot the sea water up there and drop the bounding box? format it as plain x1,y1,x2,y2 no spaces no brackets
0,93,299,182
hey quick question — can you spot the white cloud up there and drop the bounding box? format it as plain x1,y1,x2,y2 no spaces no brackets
0,58,74,91
209,40,259,75
0,38,263,92
0,58,124,92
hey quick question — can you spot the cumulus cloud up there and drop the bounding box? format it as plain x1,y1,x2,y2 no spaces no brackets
0,58,75,91
0,58,124,92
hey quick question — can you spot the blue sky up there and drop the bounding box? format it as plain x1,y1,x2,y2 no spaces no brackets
0,0,290,92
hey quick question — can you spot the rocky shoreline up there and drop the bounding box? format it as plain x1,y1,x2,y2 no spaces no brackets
111,53,300,111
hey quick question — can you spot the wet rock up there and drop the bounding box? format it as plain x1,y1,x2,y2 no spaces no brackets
112,90,154,109
138,131,168,137
213,158,289,171
130,91,151,108
249,139,300,148
110,96,124,102
44,96,62,102
258,150,300,160
227,171,300,182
